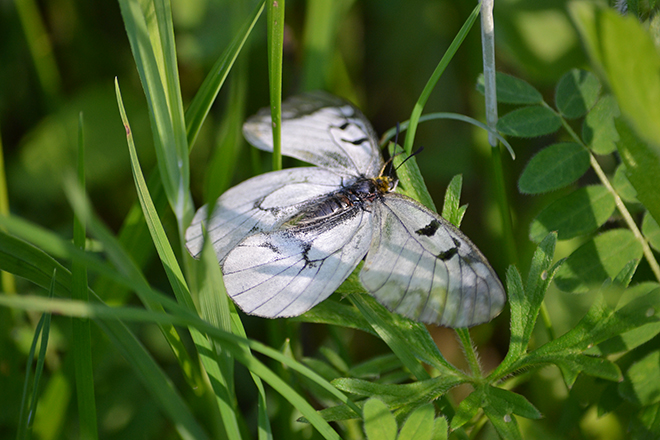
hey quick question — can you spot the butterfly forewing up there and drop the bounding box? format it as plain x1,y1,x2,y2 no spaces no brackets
243,91,383,177
185,167,347,260
222,205,373,317
360,193,506,327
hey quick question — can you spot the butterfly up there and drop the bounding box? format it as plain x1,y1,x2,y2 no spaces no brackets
185,91,505,327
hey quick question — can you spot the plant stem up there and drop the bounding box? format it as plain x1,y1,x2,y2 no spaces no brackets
456,328,482,380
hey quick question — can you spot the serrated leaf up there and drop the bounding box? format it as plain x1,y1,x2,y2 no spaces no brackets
497,106,562,138
476,72,543,104
619,350,660,406
488,387,542,420
397,403,434,440
613,163,640,204
363,398,397,440
529,185,616,242
555,69,601,119
451,390,482,429
554,229,644,293
518,143,590,194
643,211,660,252
582,95,620,155
441,175,464,228
557,354,622,387
332,376,464,409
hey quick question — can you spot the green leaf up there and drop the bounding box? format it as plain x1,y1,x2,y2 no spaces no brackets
616,118,660,226
363,398,397,440
529,185,616,242
613,163,640,204
451,390,482,429
348,354,402,380
431,416,448,440
488,387,542,420
476,72,543,104
643,211,660,252
582,94,620,155
397,403,434,440
493,234,559,377
555,229,644,293
571,4,660,155
619,350,660,406
441,175,464,227
555,69,601,119
497,106,562,138
332,376,464,409
630,402,660,439
518,143,590,194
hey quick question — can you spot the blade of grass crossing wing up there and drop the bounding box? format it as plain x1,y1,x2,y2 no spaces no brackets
117,80,245,439
71,113,98,439
267,0,285,171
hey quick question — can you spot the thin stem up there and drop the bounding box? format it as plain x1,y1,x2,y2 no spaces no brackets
455,328,482,381
555,106,660,282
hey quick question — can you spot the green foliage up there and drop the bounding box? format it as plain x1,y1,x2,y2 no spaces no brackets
3,1,660,439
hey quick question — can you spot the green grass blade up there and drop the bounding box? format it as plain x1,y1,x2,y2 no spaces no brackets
117,79,245,438
117,0,192,226
0,214,359,435
186,0,265,149
0,293,349,440
402,3,481,157
16,287,48,440
0,128,16,294
71,113,98,439
0,231,211,440
267,0,285,171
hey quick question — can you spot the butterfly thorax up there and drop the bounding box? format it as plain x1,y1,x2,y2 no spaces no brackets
284,176,393,228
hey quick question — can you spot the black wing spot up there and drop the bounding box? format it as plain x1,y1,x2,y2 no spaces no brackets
452,237,461,248
339,122,350,130
416,219,441,237
343,137,369,146
437,247,458,261
260,241,280,254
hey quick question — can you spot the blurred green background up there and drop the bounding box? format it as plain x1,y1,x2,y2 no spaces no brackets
0,0,618,438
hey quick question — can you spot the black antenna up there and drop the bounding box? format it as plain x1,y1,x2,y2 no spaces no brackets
384,122,402,178
395,145,425,170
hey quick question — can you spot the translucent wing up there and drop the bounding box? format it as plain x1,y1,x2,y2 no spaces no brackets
360,193,505,328
222,207,373,318
185,167,348,260
243,91,383,177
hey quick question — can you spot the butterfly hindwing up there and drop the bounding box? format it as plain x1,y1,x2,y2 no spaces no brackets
222,204,374,317
360,193,506,327
242,91,383,177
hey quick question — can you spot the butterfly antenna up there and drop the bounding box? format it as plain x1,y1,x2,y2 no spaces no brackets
382,122,402,177
395,145,425,171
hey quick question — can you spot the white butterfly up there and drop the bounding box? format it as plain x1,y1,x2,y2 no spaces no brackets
186,91,505,327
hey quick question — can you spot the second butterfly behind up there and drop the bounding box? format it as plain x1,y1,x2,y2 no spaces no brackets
185,92,506,328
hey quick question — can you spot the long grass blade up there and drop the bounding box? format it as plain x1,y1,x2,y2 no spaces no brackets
267,0,285,171
71,113,98,439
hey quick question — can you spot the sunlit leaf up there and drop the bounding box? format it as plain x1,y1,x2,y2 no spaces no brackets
497,106,562,138
555,69,601,119
518,142,590,194
529,185,616,242
555,229,643,293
